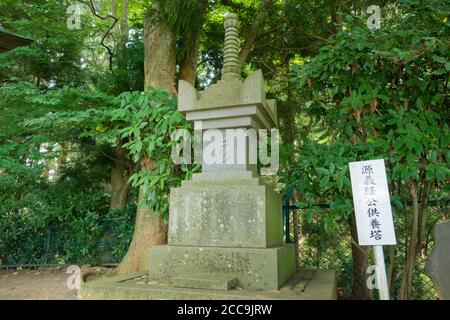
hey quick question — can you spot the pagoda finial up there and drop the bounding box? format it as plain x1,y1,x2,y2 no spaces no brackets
222,13,240,80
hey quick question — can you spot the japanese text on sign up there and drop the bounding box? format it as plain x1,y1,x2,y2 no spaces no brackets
349,159,397,246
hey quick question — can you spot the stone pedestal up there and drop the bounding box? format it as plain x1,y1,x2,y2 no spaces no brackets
168,173,282,248
80,269,337,300
149,244,295,290
147,171,295,290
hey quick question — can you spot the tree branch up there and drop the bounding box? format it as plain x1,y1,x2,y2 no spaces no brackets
273,9,330,43
238,0,271,67
77,0,118,70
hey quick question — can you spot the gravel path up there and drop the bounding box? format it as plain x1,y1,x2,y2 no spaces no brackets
0,267,84,300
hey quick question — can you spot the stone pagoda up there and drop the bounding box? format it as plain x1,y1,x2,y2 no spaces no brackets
147,13,294,291
80,13,336,300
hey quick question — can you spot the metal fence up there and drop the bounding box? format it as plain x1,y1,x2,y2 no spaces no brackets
283,199,449,300
2,197,447,300
1,216,132,267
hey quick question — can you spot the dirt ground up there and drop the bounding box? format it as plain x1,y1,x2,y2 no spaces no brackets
0,267,105,300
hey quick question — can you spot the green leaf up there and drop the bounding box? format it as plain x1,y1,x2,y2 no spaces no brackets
401,167,410,182
316,167,329,175
336,175,344,191
295,201,308,209
305,208,314,224
319,175,330,189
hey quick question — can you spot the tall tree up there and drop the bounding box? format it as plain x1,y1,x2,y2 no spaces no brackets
119,0,130,48
116,4,177,274
178,0,207,85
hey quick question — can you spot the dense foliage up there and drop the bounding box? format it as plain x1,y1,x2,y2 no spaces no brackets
289,0,449,228
287,0,449,299
0,82,123,264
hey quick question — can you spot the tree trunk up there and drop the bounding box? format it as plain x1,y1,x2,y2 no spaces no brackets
349,216,372,299
418,181,432,253
399,181,420,300
178,0,206,85
116,8,176,275
109,145,130,211
238,0,270,68
387,245,396,297
143,10,176,93
109,163,128,210
119,0,129,46
292,191,301,270
111,0,117,18
115,0,129,60
178,38,199,85
116,158,168,274
330,0,342,34
110,166,129,211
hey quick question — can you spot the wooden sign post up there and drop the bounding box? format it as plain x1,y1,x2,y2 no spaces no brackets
349,159,397,300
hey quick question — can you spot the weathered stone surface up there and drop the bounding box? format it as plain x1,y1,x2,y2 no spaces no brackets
177,16,277,132
425,220,450,300
79,269,337,300
178,71,277,130
177,14,278,129
168,175,283,248
148,244,295,290
200,129,259,173
222,13,240,80
191,170,256,181
186,103,276,131
172,274,238,290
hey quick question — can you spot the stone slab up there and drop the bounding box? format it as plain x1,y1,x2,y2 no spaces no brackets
186,105,273,131
191,171,256,181
168,178,283,248
172,274,238,290
178,70,277,126
148,244,295,290
79,269,337,300
425,220,450,300
200,128,259,173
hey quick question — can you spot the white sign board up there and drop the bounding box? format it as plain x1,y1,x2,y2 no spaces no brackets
349,159,397,246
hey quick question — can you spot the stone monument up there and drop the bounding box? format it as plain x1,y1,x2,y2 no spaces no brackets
79,13,336,300
425,220,450,300
147,13,294,291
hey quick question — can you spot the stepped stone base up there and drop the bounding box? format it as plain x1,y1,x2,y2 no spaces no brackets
172,274,238,290
79,269,337,300
148,244,295,290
